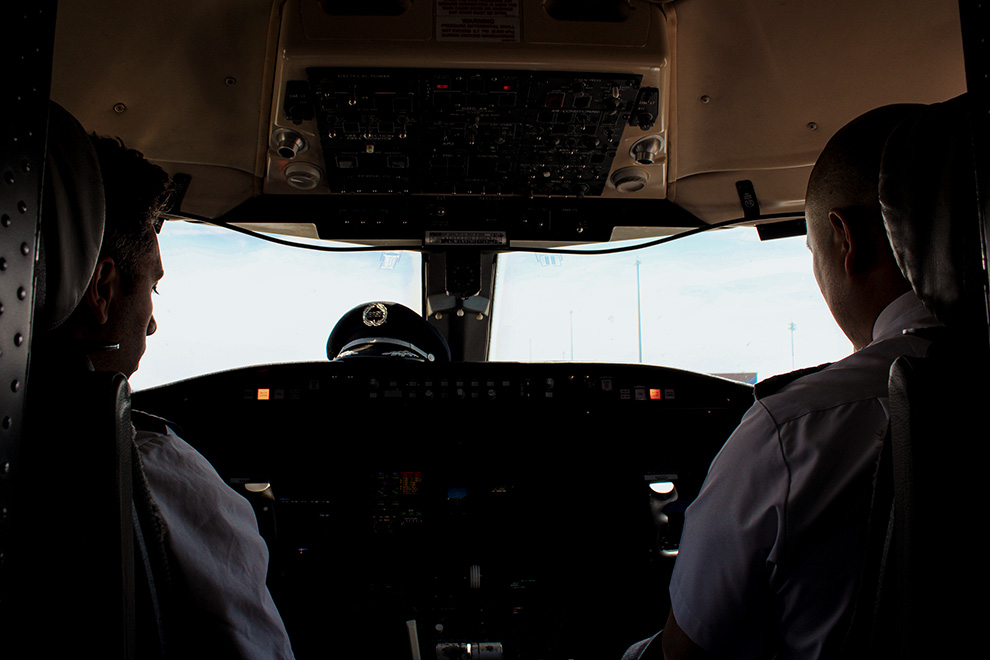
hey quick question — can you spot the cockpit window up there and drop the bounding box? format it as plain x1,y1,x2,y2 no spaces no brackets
133,223,851,390
129,222,423,390
489,228,851,382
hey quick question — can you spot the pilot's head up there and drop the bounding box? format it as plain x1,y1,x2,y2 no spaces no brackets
62,136,171,377
804,103,922,350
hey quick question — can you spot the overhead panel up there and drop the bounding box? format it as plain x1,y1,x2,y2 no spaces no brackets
264,0,670,204
305,68,643,198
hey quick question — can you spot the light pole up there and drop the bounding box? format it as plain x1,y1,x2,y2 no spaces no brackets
789,321,797,369
569,310,574,360
636,259,643,363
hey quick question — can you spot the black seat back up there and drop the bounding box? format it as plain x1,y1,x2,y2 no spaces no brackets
8,103,166,659
15,370,137,656
848,93,989,659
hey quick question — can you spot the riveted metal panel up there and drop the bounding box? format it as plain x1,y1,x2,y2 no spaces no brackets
0,0,56,613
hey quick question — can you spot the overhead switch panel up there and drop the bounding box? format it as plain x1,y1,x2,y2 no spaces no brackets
303,68,644,197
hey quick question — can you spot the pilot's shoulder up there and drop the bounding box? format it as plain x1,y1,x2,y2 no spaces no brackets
754,363,833,400
753,333,926,425
132,409,183,438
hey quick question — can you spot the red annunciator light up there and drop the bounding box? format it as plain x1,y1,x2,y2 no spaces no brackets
649,388,663,400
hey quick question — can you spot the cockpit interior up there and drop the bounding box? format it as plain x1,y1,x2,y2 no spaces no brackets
1,1,985,658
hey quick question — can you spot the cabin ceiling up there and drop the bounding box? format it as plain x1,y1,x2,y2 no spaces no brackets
670,0,965,220
51,0,966,229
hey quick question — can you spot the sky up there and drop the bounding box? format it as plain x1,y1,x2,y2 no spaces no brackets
129,222,422,389
129,221,852,390
490,229,851,378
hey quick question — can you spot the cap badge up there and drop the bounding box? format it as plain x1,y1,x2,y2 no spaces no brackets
362,302,388,327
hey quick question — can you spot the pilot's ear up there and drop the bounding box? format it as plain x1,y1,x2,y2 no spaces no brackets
828,209,858,275
83,256,119,326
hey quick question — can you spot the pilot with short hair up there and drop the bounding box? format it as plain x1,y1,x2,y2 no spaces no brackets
646,104,941,659
42,106,295,659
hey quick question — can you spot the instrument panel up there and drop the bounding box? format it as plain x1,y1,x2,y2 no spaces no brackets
133,361,753,660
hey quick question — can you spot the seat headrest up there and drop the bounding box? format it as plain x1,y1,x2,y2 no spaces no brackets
36,102,105,332
879,93,987,332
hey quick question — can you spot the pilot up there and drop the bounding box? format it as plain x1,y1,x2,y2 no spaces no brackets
327,301,452,363
640,104,942,660
43,108,295,659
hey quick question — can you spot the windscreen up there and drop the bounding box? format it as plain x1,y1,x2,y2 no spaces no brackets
134,222,852,390
489,228,852,382
129,222,423,389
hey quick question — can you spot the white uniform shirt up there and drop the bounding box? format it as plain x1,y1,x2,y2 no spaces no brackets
136,425,296,660
669,292,939,659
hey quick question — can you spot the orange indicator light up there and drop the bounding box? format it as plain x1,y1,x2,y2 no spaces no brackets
649,388,663,400
257,388,270,401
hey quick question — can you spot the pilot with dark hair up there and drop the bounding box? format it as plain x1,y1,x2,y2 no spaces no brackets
52,134,170,376
638,104,942,660
42,108,295,659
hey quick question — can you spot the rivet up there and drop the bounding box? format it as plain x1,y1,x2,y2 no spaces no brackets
17,287,26,300
225,76,237,86
700,95,711,103
1,214,10,227
11,379,20,393
2,416,11,430
21,242,30,255
808,122,819,131
20,160,30,172
17,201,27,214
14,333,24,346
0,258,6,271
3,171,13,184
113,102,127,114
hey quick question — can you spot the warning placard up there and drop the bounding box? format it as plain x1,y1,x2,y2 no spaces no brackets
436,0,521,43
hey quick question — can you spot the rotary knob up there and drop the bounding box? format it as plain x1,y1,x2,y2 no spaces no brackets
284,162,323,190
630,137,664,165
611,167,649,193
271,128,308,159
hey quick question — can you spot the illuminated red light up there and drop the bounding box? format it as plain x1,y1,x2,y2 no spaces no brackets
649,388,663,400
257,388,270,401
436,84,449,89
